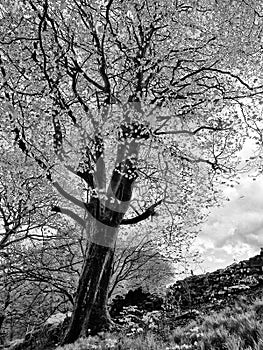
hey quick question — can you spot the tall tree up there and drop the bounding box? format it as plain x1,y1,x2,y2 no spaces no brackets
1,0,263,344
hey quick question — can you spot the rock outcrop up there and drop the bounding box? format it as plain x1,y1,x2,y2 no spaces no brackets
110,287,163,318
166,249,263,312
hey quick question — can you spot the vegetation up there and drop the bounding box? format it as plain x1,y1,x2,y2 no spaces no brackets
55,297,263,350
1,0,263,346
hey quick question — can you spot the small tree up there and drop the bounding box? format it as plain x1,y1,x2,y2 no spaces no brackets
0,150,58,338
110,223,201,297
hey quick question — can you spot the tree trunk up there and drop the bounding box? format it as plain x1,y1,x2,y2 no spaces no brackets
62,222,117,345
62,124,145,345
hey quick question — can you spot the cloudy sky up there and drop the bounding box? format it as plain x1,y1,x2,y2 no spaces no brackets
187,137,263,273
193,173,263,274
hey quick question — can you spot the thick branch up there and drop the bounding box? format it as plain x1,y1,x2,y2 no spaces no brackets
52,182,86,209
51,206,85,227
120,200,162,225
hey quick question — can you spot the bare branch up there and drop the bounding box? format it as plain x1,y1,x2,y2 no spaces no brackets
51,206,85,227
52,182,86,209
154,125,230,136
120,200,162,225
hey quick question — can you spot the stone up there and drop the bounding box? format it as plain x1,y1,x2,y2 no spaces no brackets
166,248,263,311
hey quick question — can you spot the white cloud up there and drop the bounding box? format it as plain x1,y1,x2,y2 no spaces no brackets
193,174,263,273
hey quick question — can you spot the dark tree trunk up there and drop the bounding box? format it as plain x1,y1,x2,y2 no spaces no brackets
62,124,148,345
62,223,117,345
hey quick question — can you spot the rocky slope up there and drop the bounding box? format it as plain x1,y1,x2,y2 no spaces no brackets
166,248,263,314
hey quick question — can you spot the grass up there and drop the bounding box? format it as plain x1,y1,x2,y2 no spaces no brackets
53,297,263,350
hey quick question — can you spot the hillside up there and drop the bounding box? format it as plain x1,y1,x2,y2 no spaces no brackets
166,248,263,315
6,250,263,350
53,250,263,350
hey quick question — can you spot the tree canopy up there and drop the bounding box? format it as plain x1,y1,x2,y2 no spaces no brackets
1,0,263,344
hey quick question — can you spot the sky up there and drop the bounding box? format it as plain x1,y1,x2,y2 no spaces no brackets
192,173,263,274
190,138,263,274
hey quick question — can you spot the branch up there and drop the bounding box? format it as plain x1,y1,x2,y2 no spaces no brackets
51,206,85,227
120,200,162,225
154,125,229,136
13,127,52,180
13,126,87,208
52,182,86,209
72,58,107,92
175,153,229,172
65,164,95,189
179,66,253,91
0,229,14,250
207,68,253,91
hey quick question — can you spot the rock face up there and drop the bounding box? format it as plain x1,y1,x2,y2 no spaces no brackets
166,249,263,312
110,287,163,318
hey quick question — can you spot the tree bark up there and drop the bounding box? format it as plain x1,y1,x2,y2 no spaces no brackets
62,124,148,345
62,222,117,345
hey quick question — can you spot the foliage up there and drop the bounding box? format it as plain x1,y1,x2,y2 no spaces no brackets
0,235,77,339
1,0,260,250
55,296,263,350
2,0,263,342
110,229,172,297
0,150,64,338
0,150,56,249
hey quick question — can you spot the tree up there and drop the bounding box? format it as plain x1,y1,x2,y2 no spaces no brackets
1,0,263,344
0,149,60,339
110,222,201,297
110,230,176,298
0,150,56,250
0,150,194,340
0,225,78,340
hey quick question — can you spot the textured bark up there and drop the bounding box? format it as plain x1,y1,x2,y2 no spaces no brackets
62,224,116,344
62,125,148,345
